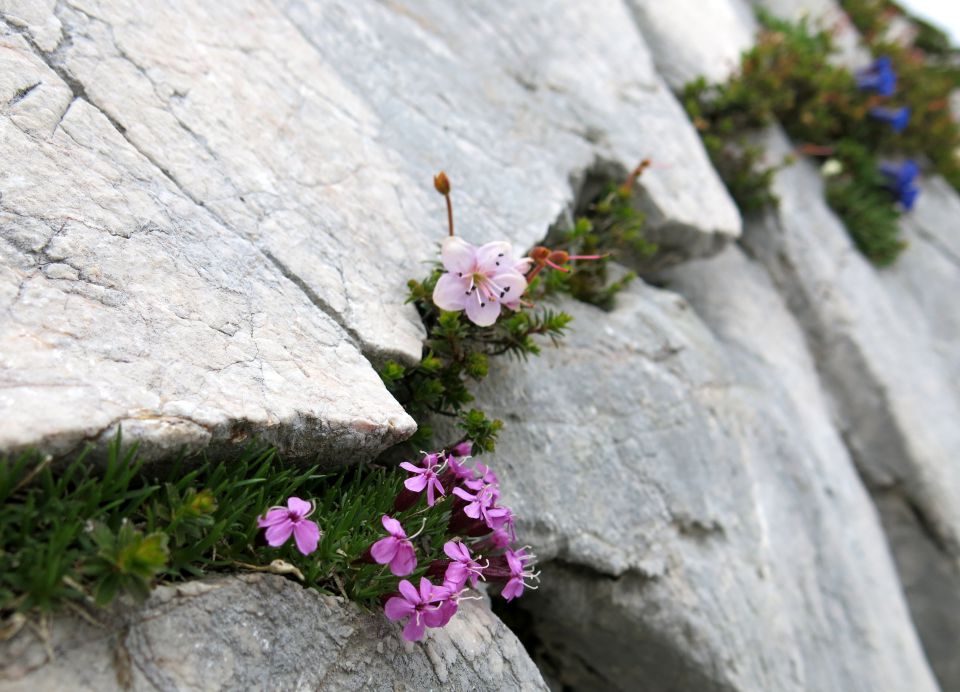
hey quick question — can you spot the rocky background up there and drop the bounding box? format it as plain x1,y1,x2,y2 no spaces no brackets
1,0,957,690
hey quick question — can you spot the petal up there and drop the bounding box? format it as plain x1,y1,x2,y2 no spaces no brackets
464,290,501,326
403,617,426,642
371,537,399,565
443,541,461,561
432,272,471,312
398,579,420,604
491,272,527,305
293,520,320,555
443,563,468,591
501,577,524,601
475,241,515,273
419,577,439,603
399,461,423,474
426,482,436,507
463,503,481,520
381,515,404,538
431,478,446,498
424,602,455,628
264,521,294,547
441,236,477,274
384,597,415,621
257,507,289,528
286,496,313,517
452,487,474,501
405,475,428,493
391,543,417,577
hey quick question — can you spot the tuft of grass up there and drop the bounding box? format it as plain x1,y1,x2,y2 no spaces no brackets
0,434,481,615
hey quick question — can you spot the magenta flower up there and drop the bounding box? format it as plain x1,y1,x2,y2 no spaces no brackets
400,454,446,507
453,484,509,529
464,462,499,491
476,528,513,552
432,237,529,326
451,441,473,458
384,577,447,641
502,548,539,602
257,497,321,555
371,515,417,576
442,540,485,589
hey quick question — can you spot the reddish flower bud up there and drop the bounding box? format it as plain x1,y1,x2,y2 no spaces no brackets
434,171,451,195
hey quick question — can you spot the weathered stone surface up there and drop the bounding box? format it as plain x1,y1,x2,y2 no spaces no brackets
0,574,547,691
741,127,960,692
0,28,414,462
468,257,936,691
1,0,741,459
627,0,757,90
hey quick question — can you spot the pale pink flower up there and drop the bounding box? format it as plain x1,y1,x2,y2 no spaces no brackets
371,515,417,576
442,540,485,589
257,497,321,555
502,548,539,601
432,237,528,326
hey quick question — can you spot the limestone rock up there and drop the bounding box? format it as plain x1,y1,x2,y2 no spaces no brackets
741,127,960,692
0,574,547,691
626,0,757,90
0,28,414,462
1,0,741,459
467,259,936,691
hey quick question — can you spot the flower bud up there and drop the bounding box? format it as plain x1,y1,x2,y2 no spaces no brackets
434,171,451,195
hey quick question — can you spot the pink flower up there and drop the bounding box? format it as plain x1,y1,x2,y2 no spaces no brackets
371,515,417,576
384,577,447,641
452,484,510,529
464,462,498,491
432,237,529,326
400,454,446,507
502,548,538,601
442,540,485,589
257,497,321,555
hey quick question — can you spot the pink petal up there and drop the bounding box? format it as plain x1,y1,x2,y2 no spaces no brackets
432,272,471,312
264,521,294,547
418,577,436,603
491,272,527,307
397,579,420,604
403,617,426,642
381,515,404,538
292,520,320,555
443,563,468,591
501,577,524,601
475,241,515,274
440,236,477,274
371,537,399,565
443,541,465,561
404,475,428,493
399,461,423,474
384,596,415,621
463,502,481,520
390,543,417,577
424,601,457,628
257,507,289,528
464,290,501,326
426,481,436,507
452,487,474,501
286,496,313,517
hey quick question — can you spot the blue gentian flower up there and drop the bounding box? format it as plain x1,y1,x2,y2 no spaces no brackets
869,106,911,133
856,56,897,96
880,160,920,210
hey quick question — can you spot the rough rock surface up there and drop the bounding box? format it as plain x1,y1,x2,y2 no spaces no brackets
0,0,739,460
0,573,548,692
469,262,936,692
742,128,960,692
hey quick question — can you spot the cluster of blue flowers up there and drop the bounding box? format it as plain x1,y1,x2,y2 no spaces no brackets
857,56,920,210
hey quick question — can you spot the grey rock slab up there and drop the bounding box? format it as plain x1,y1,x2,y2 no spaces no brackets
3,0,739,364
0,28,414,461
880,176,960,391
468,259,936,691
627,0,758,90
0,574,548,691
741,126,960,691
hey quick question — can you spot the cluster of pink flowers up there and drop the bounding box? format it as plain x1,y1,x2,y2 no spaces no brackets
375,442,539,641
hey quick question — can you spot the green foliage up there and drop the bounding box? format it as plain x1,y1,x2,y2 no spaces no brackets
682,7,960,264
0,433,492,614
